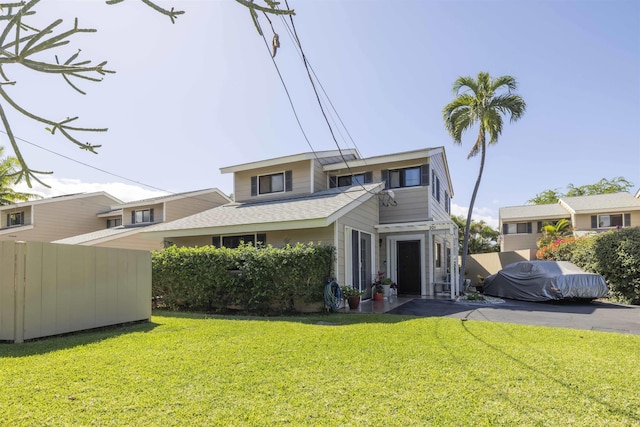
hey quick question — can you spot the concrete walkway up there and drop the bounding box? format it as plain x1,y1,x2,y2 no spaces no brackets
382,297,640,335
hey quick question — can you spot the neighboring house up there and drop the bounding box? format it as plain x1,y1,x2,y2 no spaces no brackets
144,148,459,297
500,192,640,252
0,192,122,243
54,188,231,251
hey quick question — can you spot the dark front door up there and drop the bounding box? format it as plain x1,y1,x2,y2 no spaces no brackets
397,240,421,295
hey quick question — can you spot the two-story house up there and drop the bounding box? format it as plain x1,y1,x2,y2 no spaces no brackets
500,192,640,252
144,148,459,298
54,188,231,251
0,192,122,243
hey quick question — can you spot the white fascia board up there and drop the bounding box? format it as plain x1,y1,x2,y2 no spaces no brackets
143,218,330,239
322,148,435,172
220,150,359,174
0,224,34,235
375,219,456,233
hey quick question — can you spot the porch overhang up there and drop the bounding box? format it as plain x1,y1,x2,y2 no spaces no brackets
375,220,457,234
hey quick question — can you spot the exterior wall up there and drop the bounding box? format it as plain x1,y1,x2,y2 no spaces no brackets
429,153,452,222
93,234,166,252
123,203,164,226
0,241,150,343
1,205,33,227
502,232,540,252
164,192,230,223
233,160,313,203
0,194,114,243
380,187,428,224
168,226,335,249
465,250,536,285
573,211,640,232
334,197,379,288
312,159,328,193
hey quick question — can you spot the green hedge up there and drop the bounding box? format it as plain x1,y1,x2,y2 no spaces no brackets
152,243,335,314
536,227,640,304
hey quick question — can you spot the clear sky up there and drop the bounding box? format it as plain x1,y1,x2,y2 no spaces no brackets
9,0,640,228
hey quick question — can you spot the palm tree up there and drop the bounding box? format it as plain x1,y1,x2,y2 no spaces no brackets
0,147,40,205
538,218,572,248
443,72,526,289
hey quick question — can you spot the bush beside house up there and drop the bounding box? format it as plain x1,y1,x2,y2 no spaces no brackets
152,243,335,314
537,227,640,305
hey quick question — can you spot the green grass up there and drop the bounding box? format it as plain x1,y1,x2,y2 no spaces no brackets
1,311,639,426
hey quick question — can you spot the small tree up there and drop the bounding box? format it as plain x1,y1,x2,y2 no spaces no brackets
0,0,293,187
537,218,572,248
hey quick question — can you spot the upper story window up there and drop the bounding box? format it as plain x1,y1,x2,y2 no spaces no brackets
445,191,450,213
329,172,373,188
503,222,532,235
107,218,122,228
251,171,292,196
592,213,631,229
132,208,154,224
6,212,24,227
382,164,428,189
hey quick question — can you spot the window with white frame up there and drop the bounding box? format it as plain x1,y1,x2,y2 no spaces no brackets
596,213,630,228
251,171,292,196
107,218,122,228
133,209,153,224
504,222,531,234
329,172,373,188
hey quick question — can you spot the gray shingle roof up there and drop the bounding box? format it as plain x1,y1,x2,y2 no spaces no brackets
53,224,153,245
144,183,383,237
500,203,568,221
559,192,640,213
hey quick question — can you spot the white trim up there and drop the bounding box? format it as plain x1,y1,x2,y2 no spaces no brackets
0,224,34,235
220,149,359,174
255,170,286,196
309,160,314,194
386,233,427,296
344,226,352,287
322,148,436,171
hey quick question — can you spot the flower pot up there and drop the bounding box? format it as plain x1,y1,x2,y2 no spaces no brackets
347,296,361,310
382,284,391,297
373,292,384,301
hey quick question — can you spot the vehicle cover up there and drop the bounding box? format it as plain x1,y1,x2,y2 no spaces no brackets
482,261,608,302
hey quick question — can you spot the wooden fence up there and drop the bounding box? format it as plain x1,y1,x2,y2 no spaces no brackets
0,241,151,343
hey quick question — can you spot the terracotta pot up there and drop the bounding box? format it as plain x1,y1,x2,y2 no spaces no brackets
347,296,361,309
373,292,384,301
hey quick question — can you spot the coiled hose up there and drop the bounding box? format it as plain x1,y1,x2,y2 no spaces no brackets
324,280,342,312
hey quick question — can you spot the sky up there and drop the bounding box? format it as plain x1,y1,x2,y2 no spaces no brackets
6,0,640,228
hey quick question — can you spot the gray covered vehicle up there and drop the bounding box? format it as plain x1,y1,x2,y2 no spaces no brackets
482,260,608,302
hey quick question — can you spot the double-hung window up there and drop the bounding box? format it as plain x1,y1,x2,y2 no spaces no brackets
107,218,122,228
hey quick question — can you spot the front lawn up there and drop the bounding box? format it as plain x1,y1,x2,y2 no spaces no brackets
1,312,638,426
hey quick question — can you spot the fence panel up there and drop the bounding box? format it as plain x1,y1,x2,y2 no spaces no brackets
0,242,151,343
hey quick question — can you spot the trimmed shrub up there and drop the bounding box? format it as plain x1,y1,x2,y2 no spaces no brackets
589,228,640,305
152,243,335,314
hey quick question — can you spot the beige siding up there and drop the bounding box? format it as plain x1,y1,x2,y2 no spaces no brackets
170,235,213,247
312,159,328,192
93,234,165,252
429,153,452,222
334,197,379,286
123,203,164,226
233,160,312,202
574,212,640,232
164,192,230,222
0,194,114,243
380,187,429,223
502,233,539,252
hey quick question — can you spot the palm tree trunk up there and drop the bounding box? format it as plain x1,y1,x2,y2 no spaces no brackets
460,131,487,291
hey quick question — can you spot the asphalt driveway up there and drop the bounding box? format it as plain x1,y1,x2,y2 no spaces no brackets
386,298,640,335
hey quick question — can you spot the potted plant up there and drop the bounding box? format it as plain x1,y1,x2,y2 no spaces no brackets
371,271,387,301
341,286,364,309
